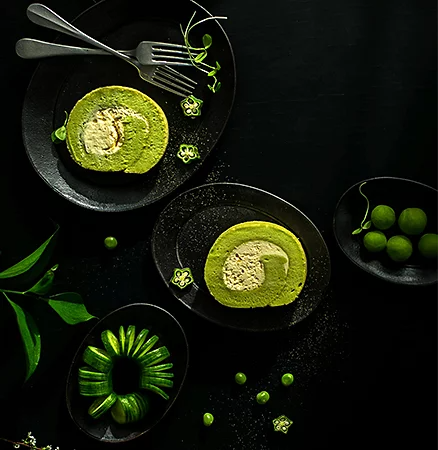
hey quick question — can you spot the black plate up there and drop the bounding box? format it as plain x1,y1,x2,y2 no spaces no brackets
333,176,438,285
151,182,331,332
66,303,189,443
22,0,236,212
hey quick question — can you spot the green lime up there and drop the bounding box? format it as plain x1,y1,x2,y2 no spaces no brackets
363,231,387,252
234,372,247,385
203,413,214,426
398,208,427,235
386,235,413,262
371,205,396,230
256,391,270,404
418,233,438,259
104,236,118,250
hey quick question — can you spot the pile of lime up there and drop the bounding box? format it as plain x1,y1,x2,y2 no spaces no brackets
362,206,437,262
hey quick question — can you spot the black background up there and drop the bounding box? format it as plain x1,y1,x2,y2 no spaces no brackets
1,0,436,449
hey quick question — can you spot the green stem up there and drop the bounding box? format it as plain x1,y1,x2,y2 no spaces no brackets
0,288,25,295
358,182,370,227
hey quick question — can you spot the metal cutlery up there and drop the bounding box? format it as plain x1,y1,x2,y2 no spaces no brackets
24,3,197,97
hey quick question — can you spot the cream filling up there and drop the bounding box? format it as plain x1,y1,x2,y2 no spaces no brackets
82,107,149,156
222,240,289,291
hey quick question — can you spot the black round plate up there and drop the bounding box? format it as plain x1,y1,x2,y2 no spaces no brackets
151,182,331,332
333,176,438,285
22,0,236,212
66,303,189,443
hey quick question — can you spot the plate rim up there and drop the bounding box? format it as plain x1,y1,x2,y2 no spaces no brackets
65,302,189,443
332,175,438,286
151,181,332,331
21,0,237,213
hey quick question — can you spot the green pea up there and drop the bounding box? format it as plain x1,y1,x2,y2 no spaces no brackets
256,391,270,404
281,373,294,386
235,372,247,385
203,412,214,426
104,236,118,250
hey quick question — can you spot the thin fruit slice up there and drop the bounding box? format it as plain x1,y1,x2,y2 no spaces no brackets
119,326,126,355
135,335,159,360
131,328,149,358
82,346,113,373
78,379,113,397
141,363,173,372
139,346,170,367
111,397,127,424
101,329,121,358
140,375,173,388
125,325,136,356
141,370,174,379
88,392,118,419
78,366,108,381
139,383,170,400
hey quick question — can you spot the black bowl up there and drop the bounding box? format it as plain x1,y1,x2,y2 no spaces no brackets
333,176,437,285
66,303,189,443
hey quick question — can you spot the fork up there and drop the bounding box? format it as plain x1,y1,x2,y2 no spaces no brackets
25,3,196,97
16,38,199,67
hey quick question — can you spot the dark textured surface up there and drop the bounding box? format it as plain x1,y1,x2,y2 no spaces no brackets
152,182,331,331
334,176,437,285
1,0,436,449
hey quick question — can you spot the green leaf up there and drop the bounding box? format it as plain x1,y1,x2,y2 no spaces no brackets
215,81,222,92
51,130,60,143
202,34,212,49
352,228,362,235
194,51,207,63
363,220,372,230
4,293,41,381
54,127,66,141
208,68,218,77
25,264,58,296
0,225,59,279
46,292,97,325
215,61,221,71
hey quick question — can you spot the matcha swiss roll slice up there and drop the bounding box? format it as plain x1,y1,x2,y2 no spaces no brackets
65,86,169,174
204,221,307,308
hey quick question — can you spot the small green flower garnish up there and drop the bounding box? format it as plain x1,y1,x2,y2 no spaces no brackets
181,95,203,118
273,415,293,434
170,268,194,289
352,182,372,235
51,111,69,143
177,144,200,164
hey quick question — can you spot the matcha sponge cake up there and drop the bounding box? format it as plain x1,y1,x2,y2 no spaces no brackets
66,86,169,174
204,221,307,308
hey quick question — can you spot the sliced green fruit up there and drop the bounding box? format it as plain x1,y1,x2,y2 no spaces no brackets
101,329,121,358
111,398,127,424
139,346,170,367
78,379,113,397
139,383,170,400
82,346,113,373
125,325,136,356
141,362,173,372
119,326,126,355
88,392,118,419
132,392,149,418
135,335,159,360
140,375,174,388
78,366,108,381
131,328,149,358
141,370,174,378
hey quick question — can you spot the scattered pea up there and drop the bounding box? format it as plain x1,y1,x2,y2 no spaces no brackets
281,373,294,386
256,391,270,404
104,236,118,250
235,372,247,385
203,412,214,426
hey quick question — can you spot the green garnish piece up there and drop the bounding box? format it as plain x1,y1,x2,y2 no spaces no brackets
88,392,118,419
131,328,150,358
170,267,194,289
141,346,170,367
281,373,294,386
78,378,113,397
125,325,136,356
140,376,174,388
352,182,372,235
256,391,270,404
51,111,68,143
180,10,227,93
203,412,214,427
78,366,109,381
101,329,121,358
104,236,118,250
136,335,159,360
119,326,126,355
139,382,170,400
140,362,173,372
273,415,293,434
235,372,247,385
82,346,113,373
180,95,203,118
177,144,200,164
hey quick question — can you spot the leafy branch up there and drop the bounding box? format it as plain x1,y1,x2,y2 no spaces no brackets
181,11,227,93
0,431,60,449
352,182,372,235
0,225,97,381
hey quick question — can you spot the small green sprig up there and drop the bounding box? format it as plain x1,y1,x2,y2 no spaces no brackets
51,111,68,143
0,431,60,449
181,11,227,93
352,182,372,235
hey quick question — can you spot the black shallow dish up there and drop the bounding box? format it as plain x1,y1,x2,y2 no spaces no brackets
333,176,438,285
151,182,331,332
66,303,189,443
22,0,236,212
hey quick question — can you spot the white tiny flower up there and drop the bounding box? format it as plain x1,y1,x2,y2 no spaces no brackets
13,445,20,449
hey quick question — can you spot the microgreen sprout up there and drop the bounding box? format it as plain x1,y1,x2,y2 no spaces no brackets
51,111,68,143
181,11,227,93
352,182,372,235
